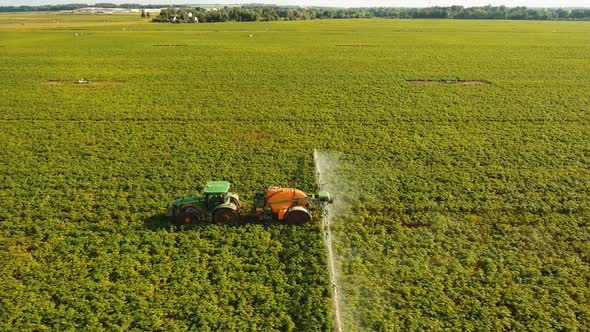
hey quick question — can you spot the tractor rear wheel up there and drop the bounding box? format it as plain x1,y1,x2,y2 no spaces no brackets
285,206,312,225
213,208,240,225
177,206,204,225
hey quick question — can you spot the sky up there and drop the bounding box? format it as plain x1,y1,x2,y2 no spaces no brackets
1,0,588,7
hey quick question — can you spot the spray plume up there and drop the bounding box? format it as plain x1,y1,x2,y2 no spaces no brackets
314,149,345,332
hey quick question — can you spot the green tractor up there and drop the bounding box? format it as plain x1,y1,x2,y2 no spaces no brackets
166,181,241,225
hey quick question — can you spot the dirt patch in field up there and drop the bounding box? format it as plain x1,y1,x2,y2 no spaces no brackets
153,44,188,47
45,80,124,86
407,79,490,85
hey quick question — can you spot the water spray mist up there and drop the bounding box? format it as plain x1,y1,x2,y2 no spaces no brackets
314,149,343,332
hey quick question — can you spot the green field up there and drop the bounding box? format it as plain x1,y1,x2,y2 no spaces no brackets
1,12,589,331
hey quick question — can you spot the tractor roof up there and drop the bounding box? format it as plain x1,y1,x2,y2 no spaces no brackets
204,181,231,194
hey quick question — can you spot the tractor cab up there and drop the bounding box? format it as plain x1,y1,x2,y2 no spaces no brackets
203,181,231,208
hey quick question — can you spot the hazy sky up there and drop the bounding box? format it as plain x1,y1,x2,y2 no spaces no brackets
1,0,588,7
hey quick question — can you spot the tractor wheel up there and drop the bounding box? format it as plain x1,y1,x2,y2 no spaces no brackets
213,208,239,225
177,207,204,225
285,206,312,225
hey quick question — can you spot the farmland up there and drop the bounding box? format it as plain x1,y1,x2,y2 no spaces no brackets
1,12,590,330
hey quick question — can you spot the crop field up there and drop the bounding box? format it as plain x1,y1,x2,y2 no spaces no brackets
1,12,589,331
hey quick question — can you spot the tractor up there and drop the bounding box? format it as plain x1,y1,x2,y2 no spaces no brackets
166,181,241,225
166,181,333,225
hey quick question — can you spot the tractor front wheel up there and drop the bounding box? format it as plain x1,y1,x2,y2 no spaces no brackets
213,208,240,225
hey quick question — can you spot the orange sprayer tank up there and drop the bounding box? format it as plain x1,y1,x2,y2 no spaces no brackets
264,187,310,220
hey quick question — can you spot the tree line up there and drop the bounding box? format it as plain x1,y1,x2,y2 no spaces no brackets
152,5,590,23
1,4,589,21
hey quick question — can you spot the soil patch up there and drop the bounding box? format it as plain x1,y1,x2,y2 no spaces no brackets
45,80,124,86
407,79,490,85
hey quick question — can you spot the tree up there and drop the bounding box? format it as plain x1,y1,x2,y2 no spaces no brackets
570,9,590,20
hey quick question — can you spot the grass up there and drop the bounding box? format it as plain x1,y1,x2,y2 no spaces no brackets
0,12,589,331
